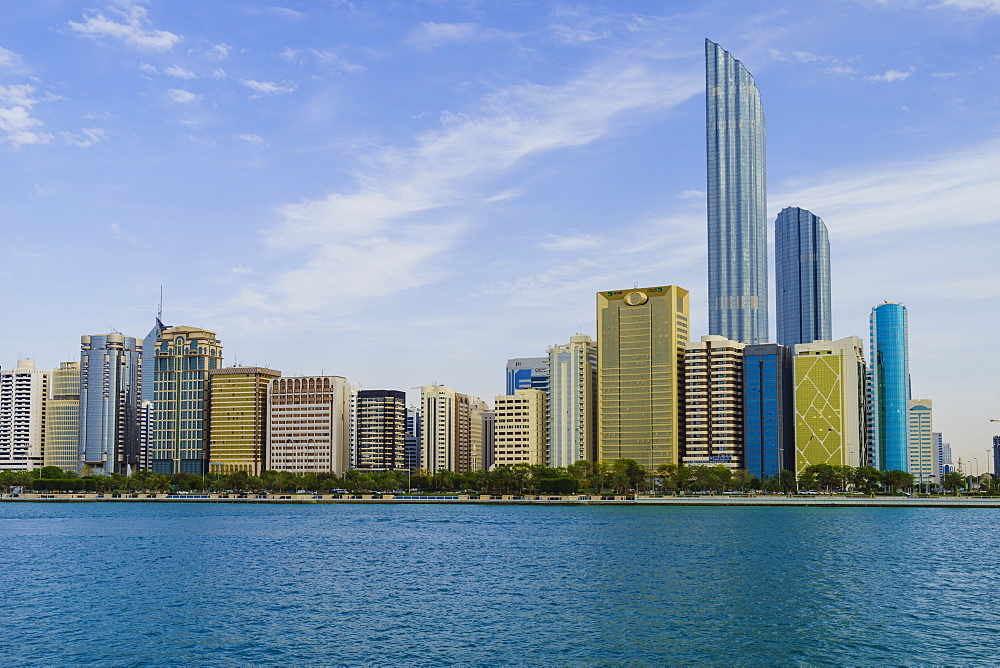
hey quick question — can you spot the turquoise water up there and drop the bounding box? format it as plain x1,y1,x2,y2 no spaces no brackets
0,503,996,666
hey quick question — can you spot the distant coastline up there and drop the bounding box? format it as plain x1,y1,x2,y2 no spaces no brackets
2,492,998,508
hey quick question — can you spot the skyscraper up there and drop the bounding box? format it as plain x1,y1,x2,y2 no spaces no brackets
793,337,867,474
44,361,80,471
0,360,49,470
493,389,547,468
150,326,223,475
870,302,909,471
775,206,832,347
267,376,351,475
682,335,745,470
79,334,143,475
706,39,768,345
546,334,597,468
908,399,934,486
505,357,549,395
404,405,422,472
419,386,487,474
354,390,407,471
597,285,689,468
743,343,795,478
207,366,281,475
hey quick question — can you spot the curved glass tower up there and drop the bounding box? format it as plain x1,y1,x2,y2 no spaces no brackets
869,303,909,471
776,206,831,347
79,334,142,475
706,39,768,345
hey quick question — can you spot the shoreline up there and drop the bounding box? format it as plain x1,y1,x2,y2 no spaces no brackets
1,493,997,508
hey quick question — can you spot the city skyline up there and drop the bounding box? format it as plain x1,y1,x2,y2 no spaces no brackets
1,1,998,469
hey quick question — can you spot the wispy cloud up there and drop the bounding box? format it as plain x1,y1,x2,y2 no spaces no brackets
233,133,264,144
0,46,25,72
0,84,54,148
240,79,296,96
935,0,1000,12
164,65,196,79
405,22,512,49
109,223,142,245
68,4,182,51
61,127,107,147
277,47,365,73
865,67,915,82
204,43,232,61
540,233,603,250
240,55,701,315
166,88,200,104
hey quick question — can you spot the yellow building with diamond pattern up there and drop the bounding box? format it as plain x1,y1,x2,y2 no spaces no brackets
793,337,867,474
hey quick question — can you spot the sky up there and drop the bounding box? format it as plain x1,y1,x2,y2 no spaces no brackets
1,0,998,470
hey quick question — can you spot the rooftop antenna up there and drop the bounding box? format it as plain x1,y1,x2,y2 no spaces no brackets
634,281,638,289
157,286,163,322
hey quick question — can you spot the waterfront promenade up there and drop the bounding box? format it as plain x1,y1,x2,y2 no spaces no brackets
3,492,999,508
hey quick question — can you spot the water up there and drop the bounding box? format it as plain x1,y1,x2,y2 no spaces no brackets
1,503,997,666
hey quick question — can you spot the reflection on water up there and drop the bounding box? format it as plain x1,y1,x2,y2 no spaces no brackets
0,503,995,666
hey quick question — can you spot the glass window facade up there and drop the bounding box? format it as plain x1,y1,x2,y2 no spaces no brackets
775,207,831,348
742,344,794,478
706,39,768,345
869,303,909,472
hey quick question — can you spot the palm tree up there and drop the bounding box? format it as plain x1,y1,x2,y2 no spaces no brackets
943,471,965,495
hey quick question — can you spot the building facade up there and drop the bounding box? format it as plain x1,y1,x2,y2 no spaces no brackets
934,433,955,479
404,405,421,472
682,335,745,470
793,337,867,474
419,386,487,474
0,360,49,470
481,409,496,471
870,303,910,471
207,366,281,475
505,357,549,395
354,390,407,471
150,326,223,475
597,285,689,469
775,206,832,348
908,399,934,486
44,361,80,471
546,334,597,468
493,389,547,468
706,39,768,345
267,376,350,474
742,343,795,478
79,334,143,475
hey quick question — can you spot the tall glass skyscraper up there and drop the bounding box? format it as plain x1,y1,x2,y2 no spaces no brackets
79,334,143,475
775,207,831,347
706,39,768,345
869,303,909,471
742,343,795,478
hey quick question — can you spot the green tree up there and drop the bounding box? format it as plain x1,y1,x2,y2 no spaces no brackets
40,466,66,479
777,469,797,494
943,471,965,495
851,466,882,495
883,470,914,493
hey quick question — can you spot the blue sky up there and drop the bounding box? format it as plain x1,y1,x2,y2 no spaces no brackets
1,0,998,469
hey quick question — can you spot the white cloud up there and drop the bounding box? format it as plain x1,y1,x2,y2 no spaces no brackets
246,56,702,314
540,233,602,250
241,79,296,96
61,127,107,147
935,0,1000,12
68,4,182,51
204,43,232,61
164,65,196,79
825,65,859,75
166,88,200,104
865,67,915,82
308,49,365,73
233,133,264,144
0,46,24,71
138,62,158,75
405,22,510,49
109,223,142,245
0,84,53,148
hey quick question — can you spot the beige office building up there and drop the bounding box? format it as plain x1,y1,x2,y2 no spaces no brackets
0,360,49,470
267,376,351,474
208,366,281,475
793,337,867,474
420,386,488,473
44,361,81,471
493,388,547,468
597,285,689,468
908,399,934,486
682,335,745,470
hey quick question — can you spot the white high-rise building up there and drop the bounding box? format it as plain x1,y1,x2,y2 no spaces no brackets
0,360,49,470
683,335,746,470
267,376,351,474
546,335,597,468
419,386,487,473
908,399,934,486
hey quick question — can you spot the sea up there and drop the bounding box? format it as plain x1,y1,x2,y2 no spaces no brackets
0,502,996,666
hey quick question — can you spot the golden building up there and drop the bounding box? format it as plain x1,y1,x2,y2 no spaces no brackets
597,285,689,468
208,366,281,475
492,388,547,468
44,361,80,472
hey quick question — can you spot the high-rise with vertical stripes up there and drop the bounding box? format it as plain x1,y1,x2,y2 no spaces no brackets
706,39,768,345
775,206,831,347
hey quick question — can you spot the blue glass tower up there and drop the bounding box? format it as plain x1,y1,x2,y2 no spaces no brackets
742,343,794,478
775,207,831,347
505,357,549,395
706,39,768,345
79,334,142,475
870,303,909,471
